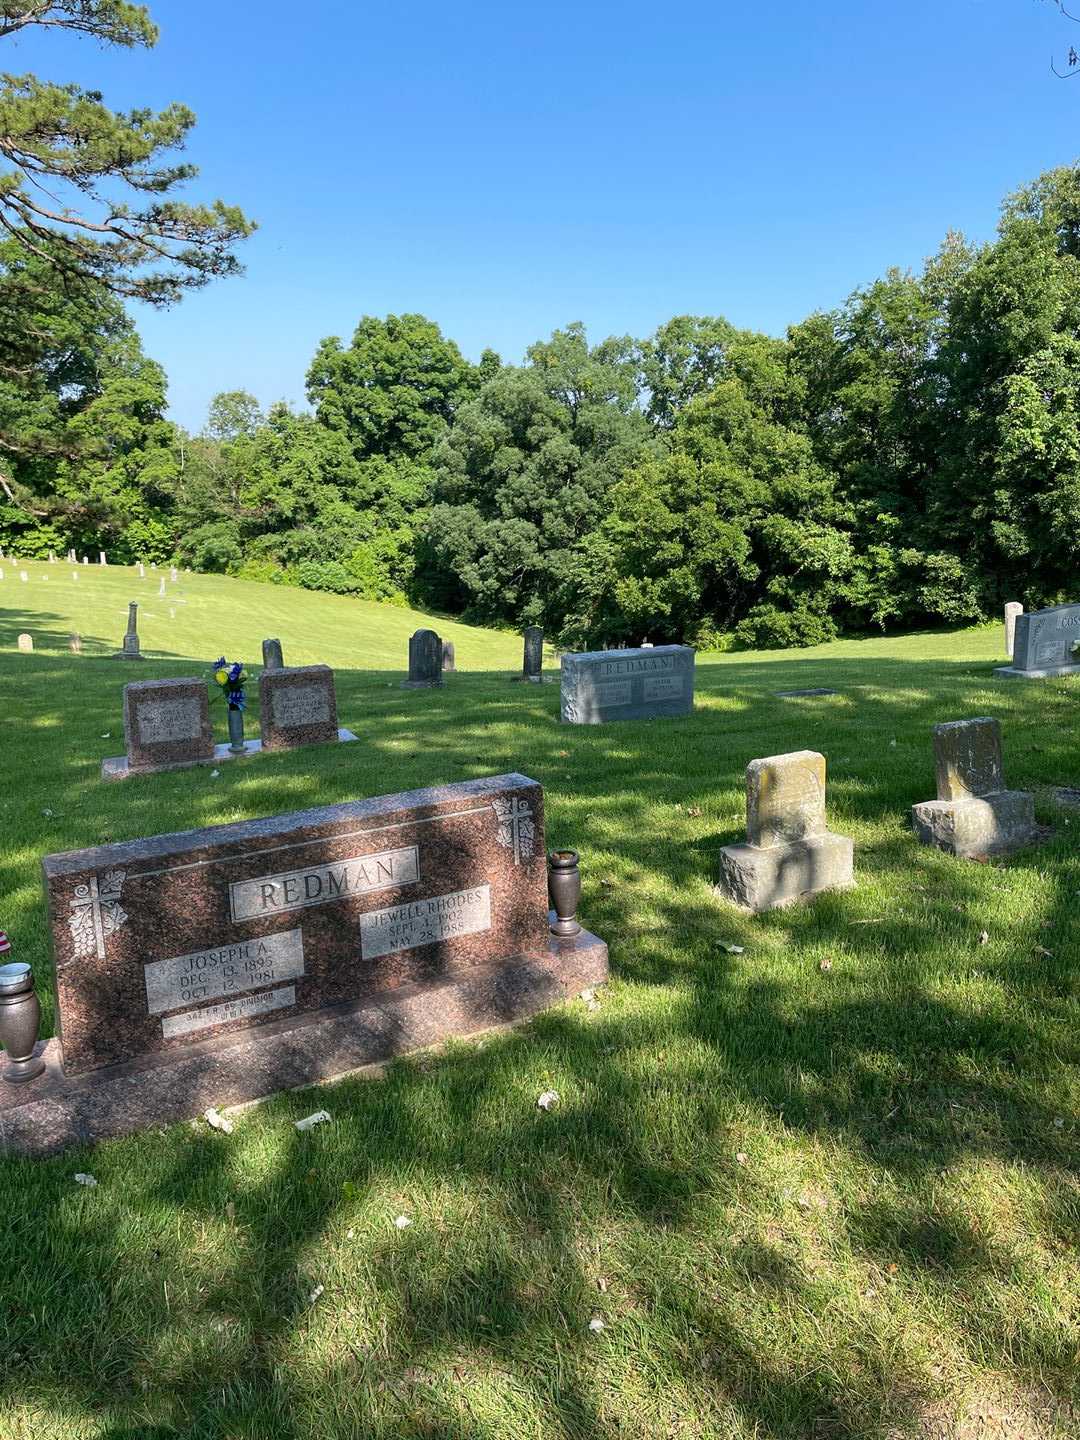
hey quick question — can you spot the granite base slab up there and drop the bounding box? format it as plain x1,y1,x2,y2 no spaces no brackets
102,728,358,780
716,831,854,912
911,789,1037,858
0,926,608,1157
993,663,1080,680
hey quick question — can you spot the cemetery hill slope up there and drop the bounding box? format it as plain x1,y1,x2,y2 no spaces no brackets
1,569,1080,1437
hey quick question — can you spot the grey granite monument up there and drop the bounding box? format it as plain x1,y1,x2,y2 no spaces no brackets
560,645,694,723
403,629,443,688
717,750,854,911
113,602,144,660
995,603,1080,679
911,717,1036,858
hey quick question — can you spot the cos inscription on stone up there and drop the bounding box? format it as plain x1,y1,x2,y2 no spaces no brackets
271,684,331,729
161,985,296,1040
138,697,202,744
144,927,305,1015
359,885,492,960
230,846,419,921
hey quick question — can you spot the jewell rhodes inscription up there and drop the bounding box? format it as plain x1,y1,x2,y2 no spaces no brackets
41,774,587,1078
560,645,695,724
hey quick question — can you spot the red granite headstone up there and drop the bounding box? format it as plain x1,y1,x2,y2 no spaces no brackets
41,774,592,1079
122,678,214,772
258,664,340,751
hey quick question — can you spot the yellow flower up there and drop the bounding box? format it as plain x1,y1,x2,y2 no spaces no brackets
214,668,228,685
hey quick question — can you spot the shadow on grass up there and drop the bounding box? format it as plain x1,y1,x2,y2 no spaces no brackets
1,634,1080,1435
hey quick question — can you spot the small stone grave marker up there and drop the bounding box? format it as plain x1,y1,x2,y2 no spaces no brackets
441,640,456,673
17,633,32,653
8,774,609,1153
105,678,216,779
717,750,854,911
911,717,1036,857
403,629,443,688
19,570,27,583
259,665,353,752
262,637,284,671
523,626,544,683
1004,602,1023,659
561,645,694,723
69,634,81,654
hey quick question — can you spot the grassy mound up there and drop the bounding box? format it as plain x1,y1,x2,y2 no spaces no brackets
1,566,1078,1438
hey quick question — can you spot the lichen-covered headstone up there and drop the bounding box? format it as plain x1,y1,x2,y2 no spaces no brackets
717,750,853,911
17,633,32,653
912,717,1036,858
441,640,456,673
403,629,443,688
262,638,284,671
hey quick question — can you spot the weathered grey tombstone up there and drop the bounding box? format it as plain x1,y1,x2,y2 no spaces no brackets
262,637,284,671
98,552,107,566
441,640,456,673
158,577,166,597
69,634,81,654
995,604,1080,679
137,562,145,578
716,750,854,911
17,633,32,653
48,551,56,563
170,566,178,583
1004,602,1023,659
403,629,443,688
113,601,143,660
561,645,695,723
523,626,544,683
911,717,1036,858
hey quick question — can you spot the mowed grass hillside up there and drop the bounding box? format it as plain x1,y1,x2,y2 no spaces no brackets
2,567,1079,1440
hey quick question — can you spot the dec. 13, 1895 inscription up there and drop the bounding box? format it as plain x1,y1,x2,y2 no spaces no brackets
561,644,695,724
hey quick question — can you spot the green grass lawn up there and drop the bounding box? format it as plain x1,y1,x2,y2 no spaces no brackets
2,565,1079,1439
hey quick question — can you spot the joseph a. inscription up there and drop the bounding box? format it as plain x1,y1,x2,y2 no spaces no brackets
144,928,305,1015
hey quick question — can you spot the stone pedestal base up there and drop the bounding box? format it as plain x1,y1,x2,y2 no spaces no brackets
994,662,1080,680
102,729,357,780
716,832,854,912
0,926,608,1157
911,789,1036,857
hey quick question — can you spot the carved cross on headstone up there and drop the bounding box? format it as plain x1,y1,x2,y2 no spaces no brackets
67,869,128,962
492,796,535,866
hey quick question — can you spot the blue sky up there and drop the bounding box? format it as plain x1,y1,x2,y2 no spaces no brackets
9,0,1080,430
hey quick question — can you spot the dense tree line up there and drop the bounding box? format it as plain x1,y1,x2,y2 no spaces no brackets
4,164,1080,649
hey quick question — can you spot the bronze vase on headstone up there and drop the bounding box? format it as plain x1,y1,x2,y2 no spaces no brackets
0,955,46,1084
547,850,582,936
